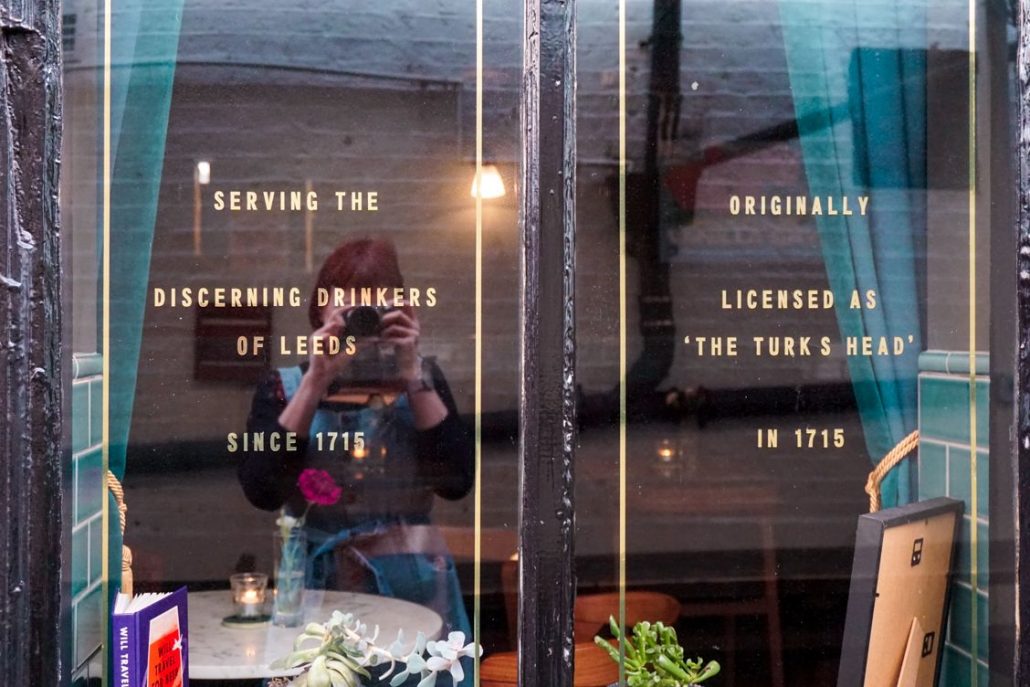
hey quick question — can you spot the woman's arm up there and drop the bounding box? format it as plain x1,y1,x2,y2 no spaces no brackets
414,360,475,501
406,374,449,430
237,370,308,511
379,309,474,500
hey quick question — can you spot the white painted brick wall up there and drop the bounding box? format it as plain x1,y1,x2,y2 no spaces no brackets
60,0,968,453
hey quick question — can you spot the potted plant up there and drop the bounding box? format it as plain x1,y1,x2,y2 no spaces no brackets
595,617,720,686
274,610,480,687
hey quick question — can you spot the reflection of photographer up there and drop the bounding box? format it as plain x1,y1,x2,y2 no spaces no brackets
238,238,474,655
329,304,405,394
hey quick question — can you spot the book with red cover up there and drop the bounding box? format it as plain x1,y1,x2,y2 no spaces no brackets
112,587,189,687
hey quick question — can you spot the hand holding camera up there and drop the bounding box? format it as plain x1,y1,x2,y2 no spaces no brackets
378,307,423,384
326,304,424,393
305,309,354,393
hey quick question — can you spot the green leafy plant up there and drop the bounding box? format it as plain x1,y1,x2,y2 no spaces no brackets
595,617,720,687
273,610,480,687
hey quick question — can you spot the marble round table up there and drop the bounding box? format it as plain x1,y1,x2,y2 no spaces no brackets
188,589,443,681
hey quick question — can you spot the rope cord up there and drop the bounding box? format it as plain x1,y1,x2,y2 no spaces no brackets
106,470,126,535
106,470,133,588
865,430,920,513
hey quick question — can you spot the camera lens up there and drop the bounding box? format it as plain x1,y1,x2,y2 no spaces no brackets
344,305,382,337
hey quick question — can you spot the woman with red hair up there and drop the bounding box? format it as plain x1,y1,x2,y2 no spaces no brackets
238,238,474,672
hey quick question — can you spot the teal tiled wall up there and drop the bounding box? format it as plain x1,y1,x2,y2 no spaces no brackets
70,353,104,685
917,351,988,686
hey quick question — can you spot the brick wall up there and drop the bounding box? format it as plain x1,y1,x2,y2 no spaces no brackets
125,0,980,445
115,0,970,576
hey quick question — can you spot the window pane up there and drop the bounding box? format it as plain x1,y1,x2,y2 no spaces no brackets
60,1,521,684
576,1,1015,685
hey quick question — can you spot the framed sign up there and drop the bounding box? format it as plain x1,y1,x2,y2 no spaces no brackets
838,497,964,687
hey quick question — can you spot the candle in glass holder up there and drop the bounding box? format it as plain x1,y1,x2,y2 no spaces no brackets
230,573,268,618
656,439,676,463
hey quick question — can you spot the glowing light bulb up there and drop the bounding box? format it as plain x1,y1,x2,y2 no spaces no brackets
195,160,211,185
470,164,506,199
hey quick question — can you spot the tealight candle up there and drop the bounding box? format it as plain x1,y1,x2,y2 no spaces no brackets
230,573,268,618
657,439,676,463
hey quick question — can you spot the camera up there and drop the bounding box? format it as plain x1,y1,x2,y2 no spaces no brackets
332,305,403,393
343,305,394,338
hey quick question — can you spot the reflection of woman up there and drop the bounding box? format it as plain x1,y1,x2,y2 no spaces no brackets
238,238,474,646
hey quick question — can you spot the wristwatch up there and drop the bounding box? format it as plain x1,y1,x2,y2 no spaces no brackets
406,356,435,395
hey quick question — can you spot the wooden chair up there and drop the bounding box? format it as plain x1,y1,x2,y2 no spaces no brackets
672,519,784,687
437,526,520,646
480,642,619,687
574,590,681,641
437,526,518,564
630,484,785,687
499,575,681,651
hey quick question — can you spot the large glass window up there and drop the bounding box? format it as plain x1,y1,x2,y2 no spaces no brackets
57,1,1019,686
576,1,1014,686
61,1,520,685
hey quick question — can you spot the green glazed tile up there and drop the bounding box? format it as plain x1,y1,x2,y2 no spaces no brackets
74,448,103,525
976,381,989,449
72,382,89,454
978,595,989,659
948,587,989,656
948,589,970,651
918,350,950,374
941,646,971,687
918,441,947,500
976,449,988,514
88,519,102,585
71,527,88,598
74,586,103,667
956,518,971,585
89,379,102,447
72,352,102,379
948,447,971,505
943,352,989,376
954,519,989,590
977,521,989,592
920,376,970,445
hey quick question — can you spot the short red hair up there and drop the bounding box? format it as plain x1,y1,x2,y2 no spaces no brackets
308,238,404,327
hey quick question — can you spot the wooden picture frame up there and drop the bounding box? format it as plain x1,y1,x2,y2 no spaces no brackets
837,497,964,687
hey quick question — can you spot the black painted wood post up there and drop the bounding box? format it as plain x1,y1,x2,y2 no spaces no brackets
989,1,1022,685
519,0,576,685
0,0,63,685
1015,0,1030,683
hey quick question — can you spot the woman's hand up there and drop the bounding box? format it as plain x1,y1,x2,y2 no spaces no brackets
381,307,449,429
278,310,353,435
380,308,422,383
304,309,353,392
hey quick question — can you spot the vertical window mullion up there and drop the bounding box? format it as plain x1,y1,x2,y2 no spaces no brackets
518,0,577,685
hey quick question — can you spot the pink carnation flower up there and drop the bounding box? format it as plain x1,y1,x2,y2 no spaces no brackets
298,468,343,506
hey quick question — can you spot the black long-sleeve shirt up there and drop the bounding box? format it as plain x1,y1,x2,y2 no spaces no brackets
237,360,474,530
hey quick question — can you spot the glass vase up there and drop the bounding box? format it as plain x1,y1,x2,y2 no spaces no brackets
273,527,307,627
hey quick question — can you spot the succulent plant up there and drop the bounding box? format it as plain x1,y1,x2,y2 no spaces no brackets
595,617,720,687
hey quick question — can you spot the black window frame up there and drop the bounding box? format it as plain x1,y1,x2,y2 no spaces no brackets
1,0,1029,685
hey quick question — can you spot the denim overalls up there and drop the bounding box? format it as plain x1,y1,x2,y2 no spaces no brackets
279,367,472,685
